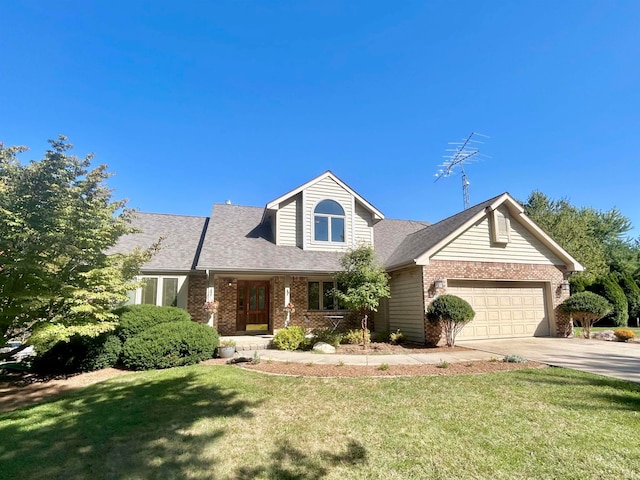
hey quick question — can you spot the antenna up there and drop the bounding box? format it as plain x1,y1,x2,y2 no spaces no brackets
434,132,489,209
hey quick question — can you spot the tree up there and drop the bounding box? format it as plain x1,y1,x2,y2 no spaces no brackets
426,294,475,347
333,245,390,346
561,292,612,339
0,137,153,358
618,274,640,327
588,274,628,327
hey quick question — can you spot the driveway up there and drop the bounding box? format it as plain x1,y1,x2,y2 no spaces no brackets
462,337,640,383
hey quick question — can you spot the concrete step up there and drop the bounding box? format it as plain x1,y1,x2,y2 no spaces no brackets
220,335,273,351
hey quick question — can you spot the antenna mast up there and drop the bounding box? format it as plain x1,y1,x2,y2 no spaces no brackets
435,132,489,209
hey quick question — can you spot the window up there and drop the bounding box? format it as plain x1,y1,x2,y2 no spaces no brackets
139,276,180,307
308,280,346,311
314,199,345,243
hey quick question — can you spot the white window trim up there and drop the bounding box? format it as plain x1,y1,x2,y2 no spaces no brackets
311,199,347,245
134,275,185,307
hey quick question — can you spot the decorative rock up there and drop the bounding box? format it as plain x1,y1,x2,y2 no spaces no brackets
592,330,616,341
312,342,336,354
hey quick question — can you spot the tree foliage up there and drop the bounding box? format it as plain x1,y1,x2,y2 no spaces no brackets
333,245,390,315
426,294,475,347
561,292,612,338
589,275,629,327
618,274,640,325
0,137,154,350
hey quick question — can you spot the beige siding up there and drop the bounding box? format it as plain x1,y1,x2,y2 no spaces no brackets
432,207,563,265
304,176,353,251
388,267,425,343
374,297,389,333
277,194,302,246
354,201,373,246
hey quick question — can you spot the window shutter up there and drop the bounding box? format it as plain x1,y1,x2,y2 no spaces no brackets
491,209,511,244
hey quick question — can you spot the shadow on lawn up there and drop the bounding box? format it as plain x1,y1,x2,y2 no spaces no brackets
512,368,640,411
0,368,260,479
233,439,367,480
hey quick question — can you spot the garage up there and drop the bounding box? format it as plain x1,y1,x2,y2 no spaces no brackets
447,280,550,340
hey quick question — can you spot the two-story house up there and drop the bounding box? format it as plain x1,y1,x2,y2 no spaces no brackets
112,171,583,345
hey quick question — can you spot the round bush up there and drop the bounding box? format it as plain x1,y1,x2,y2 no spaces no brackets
614,329,635,342
562,291,612,319
32,333,122,374
121,322,219,371
272,326,306,351
114,305,192,341
426,295,475,324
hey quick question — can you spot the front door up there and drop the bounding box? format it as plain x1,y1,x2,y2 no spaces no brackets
236,281,270,333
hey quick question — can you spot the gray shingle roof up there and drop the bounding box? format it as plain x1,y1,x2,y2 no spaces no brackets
109,212,208,271
384,193,506,269
197,204,345,273
373,218,430,265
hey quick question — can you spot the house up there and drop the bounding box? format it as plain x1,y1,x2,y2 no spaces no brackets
112,171,583,344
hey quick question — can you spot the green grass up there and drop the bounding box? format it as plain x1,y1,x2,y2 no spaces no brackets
1,366,640,479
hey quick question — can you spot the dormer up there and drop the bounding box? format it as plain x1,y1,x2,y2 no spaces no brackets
262,171,384,251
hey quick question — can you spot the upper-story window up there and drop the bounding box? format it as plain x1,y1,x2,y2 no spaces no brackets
314,199,345,242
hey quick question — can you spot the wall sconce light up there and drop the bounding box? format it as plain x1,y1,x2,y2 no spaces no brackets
434,279,444,290
560,280,570,293
226,278,233,287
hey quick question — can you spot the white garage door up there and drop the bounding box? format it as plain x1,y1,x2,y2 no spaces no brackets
447,280,550,340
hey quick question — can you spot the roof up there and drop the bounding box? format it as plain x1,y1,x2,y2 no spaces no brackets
373,218,430,265
385,194,504,269
109,212,208,272
197,204,345,273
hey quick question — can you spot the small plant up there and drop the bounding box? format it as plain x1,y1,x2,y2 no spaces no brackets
614,329,636,342
489,356,499,363
465,361,473,367
342,328,370,345
436,359,449,369
389,329,405,345
378,363,390,371
273,326,306,351
252,351,261,364
337,360,345,367
503,354,527,363
266,358,272,364
218,339,236,348
305,361,314,367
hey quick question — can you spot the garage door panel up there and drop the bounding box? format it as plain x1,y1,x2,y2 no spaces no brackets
447,281,550,340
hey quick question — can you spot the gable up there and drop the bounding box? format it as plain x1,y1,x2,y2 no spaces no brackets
431,205,563,265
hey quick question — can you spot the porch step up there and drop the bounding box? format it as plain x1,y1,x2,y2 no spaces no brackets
220,335,273,352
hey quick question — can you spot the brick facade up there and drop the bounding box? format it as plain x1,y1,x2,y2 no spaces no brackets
213,277,238,335
422,259,571,345
186,274,208,324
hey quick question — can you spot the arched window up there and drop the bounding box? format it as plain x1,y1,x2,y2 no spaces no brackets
314,199,345,242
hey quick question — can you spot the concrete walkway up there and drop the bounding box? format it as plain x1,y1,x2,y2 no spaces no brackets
461,337,640,383
240,347,500,366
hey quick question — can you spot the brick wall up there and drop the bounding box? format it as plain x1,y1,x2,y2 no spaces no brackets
214,277,237,335
186,274,207,323
422,260,571,345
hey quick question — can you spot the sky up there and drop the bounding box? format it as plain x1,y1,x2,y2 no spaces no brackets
2,1,639,236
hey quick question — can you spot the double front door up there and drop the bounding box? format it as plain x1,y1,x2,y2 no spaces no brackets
236,281,270,333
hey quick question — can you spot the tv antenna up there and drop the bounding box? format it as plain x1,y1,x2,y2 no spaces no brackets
434,132,489,209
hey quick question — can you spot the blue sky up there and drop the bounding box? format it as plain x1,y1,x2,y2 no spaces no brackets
2,1,639,235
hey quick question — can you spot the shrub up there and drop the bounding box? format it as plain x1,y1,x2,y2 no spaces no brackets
503,354,527,363
32,333,122,374
389,329,405,345
371,330,390,343
310,328,342,348
272,326,307,351
121,322,218,370
341,328,370,345
614,329,636,342
426,295,475,347
114,305,192,341
619,274,640,324
562,292,612,339
378,363,389,371
589,276,628,327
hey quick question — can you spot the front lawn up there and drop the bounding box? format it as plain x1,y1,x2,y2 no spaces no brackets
1,365,639,479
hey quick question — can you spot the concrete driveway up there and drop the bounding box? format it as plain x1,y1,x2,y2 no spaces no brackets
462,337,640,383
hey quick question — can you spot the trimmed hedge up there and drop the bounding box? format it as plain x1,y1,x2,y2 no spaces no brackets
426,295,475,324
589,276,628,327
114,305,192,341
121,321,218,371
32,333,122,374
